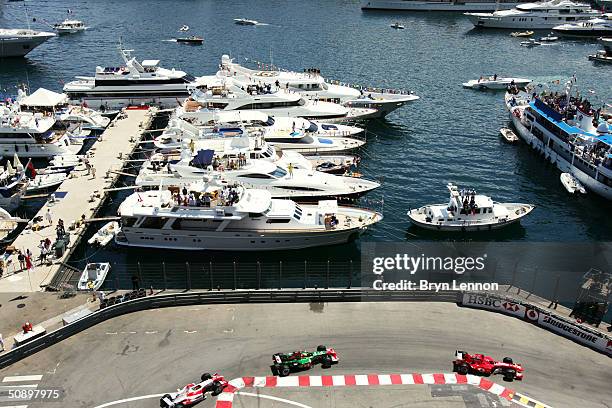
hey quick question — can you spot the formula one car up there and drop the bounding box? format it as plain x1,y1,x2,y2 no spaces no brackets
453,350,523,381
160,373,228,407
272,345,339,376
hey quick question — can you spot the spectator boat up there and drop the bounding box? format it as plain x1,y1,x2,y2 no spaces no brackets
77,262,111,291
463,76,532,90
560,173,587,194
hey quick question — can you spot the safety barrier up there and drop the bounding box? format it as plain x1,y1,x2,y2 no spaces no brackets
459,292,612,357
0,289,458,370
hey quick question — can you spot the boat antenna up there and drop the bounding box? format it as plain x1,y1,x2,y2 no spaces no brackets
269,47,274,71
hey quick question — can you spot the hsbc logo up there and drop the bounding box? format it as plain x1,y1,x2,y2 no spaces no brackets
503,302,520,312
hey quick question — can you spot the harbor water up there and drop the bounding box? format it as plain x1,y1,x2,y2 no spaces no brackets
1,0,611,290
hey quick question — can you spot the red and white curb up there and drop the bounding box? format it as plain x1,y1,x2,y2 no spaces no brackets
215,373,515,408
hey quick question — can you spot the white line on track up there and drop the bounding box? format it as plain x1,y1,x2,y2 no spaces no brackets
237,391,313,407
91,393,164,408
184,330,197,334
144,331,158,334
0,405,29,408
106,332,117,335
2,375,43,382
0,385,38,389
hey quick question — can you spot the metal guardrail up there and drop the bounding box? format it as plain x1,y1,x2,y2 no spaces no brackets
0,289,459,370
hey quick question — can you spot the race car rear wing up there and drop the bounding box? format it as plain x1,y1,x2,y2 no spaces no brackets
273,354,282,364
455,350,466,360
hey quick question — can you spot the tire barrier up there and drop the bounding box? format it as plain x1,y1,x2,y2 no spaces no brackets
459,292,612,357
0,289,458,370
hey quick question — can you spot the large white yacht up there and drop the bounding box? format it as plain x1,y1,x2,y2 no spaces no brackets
136,150,380,201
0,28,56,58
465,0,601,29
219,55,419,118
361,0,530,11
115,183,382,251
407,183,534,232
191,76,376,122
174,109,365,153
552,15,612,36
0,101,77,158
63,47,197,111
508,82,612,200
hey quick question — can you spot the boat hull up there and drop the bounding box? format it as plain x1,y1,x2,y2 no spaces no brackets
115,227,367,251
0,35,53,57
361,0,520,11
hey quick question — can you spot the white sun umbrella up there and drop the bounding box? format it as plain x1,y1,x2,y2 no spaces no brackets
12,153,23,172
6,161,14,176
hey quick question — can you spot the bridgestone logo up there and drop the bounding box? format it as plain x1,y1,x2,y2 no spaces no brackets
543,316,598,343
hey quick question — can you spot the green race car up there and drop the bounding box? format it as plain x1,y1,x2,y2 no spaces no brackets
272,345,339,376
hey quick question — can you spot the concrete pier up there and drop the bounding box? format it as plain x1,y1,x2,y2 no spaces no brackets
0,108,153,293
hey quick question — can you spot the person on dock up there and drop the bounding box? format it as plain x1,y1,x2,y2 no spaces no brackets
45,208,53,226
131,274,140,290
288,162,294,178
17,251,25,271
0,332,4,352
91,166,96,179
25,253,33,272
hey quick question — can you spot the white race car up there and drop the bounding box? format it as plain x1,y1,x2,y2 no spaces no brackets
160,373,228,407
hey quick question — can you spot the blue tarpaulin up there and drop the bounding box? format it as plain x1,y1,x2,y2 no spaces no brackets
192,149,214,168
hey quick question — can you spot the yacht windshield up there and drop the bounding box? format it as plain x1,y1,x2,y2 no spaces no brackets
307,121,318,132
268,166,287,178
266,116,275,126
183,74,197,83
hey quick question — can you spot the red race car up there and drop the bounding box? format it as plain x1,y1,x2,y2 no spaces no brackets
453,350,523,381
160,373,228,407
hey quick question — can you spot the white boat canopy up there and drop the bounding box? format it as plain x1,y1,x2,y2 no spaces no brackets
19,88,68,108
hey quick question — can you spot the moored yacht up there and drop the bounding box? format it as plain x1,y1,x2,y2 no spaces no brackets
63,47,197,110
0,101,77,158
53,19,88,34
115,183,382,251
0,28,56,58
465,0,601,29
508,81,612,200
191,77,376,122
0,159,28,212
218,55,419,118
553,15,612,37
361,0,530,11
136,152,380,201
407,183,534,231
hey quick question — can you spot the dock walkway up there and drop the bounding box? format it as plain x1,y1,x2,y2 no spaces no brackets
0,109,152,293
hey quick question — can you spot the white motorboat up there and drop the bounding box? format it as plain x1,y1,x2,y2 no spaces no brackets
0,160,28,212
465,0,600,29
500,127,520,142
560,173,587,194
53,19,88,34
361,0,529,11
0,100,77,158
0,28,56,58
26,172,66,193
115,184,382,251
553,16,612,37
64,46,198,110
190,78,376,122
50,154,82,168
179,25,190,32
234,18,259,25
588,37,612,63
88,221,120,246
391,23,406,29
218,55,419,118
0,207,21,243
463,76,532,90
407,183,534,232
521,38,543,46
77,262,111,291
539,33,559,41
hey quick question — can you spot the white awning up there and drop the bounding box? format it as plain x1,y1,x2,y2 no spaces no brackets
20,88,68,107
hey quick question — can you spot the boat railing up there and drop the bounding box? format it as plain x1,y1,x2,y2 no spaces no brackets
324,78,413,95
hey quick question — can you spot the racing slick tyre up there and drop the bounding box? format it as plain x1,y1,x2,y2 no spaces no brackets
201,373,212,381
503,369,516,382
457,363,469,375
317,345,327,352
211,382,224,396
279,366,291,377
160,394,172,408
322,355,333,368
502,357,513,364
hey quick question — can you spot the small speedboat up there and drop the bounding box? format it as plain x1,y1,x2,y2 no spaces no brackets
407,183,534,232
521,39,542,47
26,172,67,193
511,31,534,37
77,262,111,291
179,25,190,32
540,34,559,42
391,23,405,29
53,19,88,34
463,76,532,90
500,127,519,143
176,36,204,45
0,207,20,243
560,173,587,194
88,221,119,246
234,18,258,25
